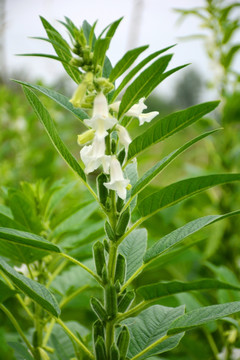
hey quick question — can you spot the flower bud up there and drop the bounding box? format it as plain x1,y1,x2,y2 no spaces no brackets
77,129,95,145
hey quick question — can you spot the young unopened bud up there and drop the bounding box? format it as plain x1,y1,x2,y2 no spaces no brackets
77,129,95,145
117,326,130,360
95,336,107,360
93,241,106,277
97,173,108,206
105,221,115,241
93,320,105,343
110,343,120,360
105,284,118,319
69,82,87,107
116,208,130,237
70,57,84,67
90,297,107,322
78,28,87,47
118,290,135,313
114,254,126,284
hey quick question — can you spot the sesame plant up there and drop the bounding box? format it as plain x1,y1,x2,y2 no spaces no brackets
1,16,240,360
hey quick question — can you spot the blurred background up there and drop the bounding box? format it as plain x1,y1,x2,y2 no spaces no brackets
1,1,240,359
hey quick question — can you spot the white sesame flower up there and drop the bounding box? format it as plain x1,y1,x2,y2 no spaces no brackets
110,97,159,126
80,136,111,174
116,124,131,152
84,93,117,139
104,156,130,200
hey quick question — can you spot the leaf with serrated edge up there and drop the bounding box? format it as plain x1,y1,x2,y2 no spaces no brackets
0,258,60,316
144,210,240,263
128,101,219,161
123,305,185,359
168,301,240,335
138,174,240,219
22,86,86,181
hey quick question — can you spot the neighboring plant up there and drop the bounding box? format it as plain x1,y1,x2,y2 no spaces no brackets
1,16,240,360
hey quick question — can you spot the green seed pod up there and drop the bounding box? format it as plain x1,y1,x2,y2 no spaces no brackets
32,330,38,348
90,297,107,322
95,336,107,360
93,241,106,277
116,197,125,212
110,342,120,360
105,221,115,242
102,264,108,285
117,326,130,360
115,279,121,293
105,197,111,211
114,254,126,284
97,173,108,206
118,148,126,166
111,138,117,154
93,320,105,343
116,208,130,237
103,239,109,253
105,284,118,319
118,290,135,313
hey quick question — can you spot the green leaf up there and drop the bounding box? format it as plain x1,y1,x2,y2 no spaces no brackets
105,17,123,38
112,46,175,101
144,210,240,263
127,101,219,161
0,227,61,253
51,334,69,360
29,36,71,56
123,305,185,359
137,279,240,303
16,53,79,69
0,279,16,303
22,86,86,181
0,258,60,316
131,129,220,197
168,301,240,335
109,45,149,82
119,229,147,281
0,212,26,231
138,174,240,219
40,16,81,83
222,44,240,68
8,342,34,360
118,54,173,118
93,38,111,69
13,80,88,121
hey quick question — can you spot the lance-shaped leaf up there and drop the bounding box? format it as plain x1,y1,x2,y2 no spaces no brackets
168,301,240,335
40,16,81,83
119,229,147,281
93,37,111,69
128,101,219,161
138,174,240,219
0,258,60,316
112,45,175,101
131,129,220,197
13,80,88,121
23,86,86,181
123,305,185,359
0,279,16,303
144,210,240,263
118,54,173,118
0,227,61,253
109,45,149,82
137,279,240,303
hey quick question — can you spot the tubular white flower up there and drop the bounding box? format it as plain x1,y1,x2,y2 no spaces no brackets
84,93,117,139
116,124,131,152
110,97,159,126
80,136,111,174
104,156,130,200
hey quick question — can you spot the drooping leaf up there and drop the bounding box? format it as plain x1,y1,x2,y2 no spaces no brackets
144,210,240,263
0,258,60,316
109,45,149,82
40,16,81,83
22,86,86,181
118,54,173,118
119,229,147,281
13,80,88,121
168,301,240,335
131,129,220,197
137,279,240,303
0,279,16,303
138,174,240,219
0,227,61,253
112,45,175,101
127,101,219,161
123,305,185,359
